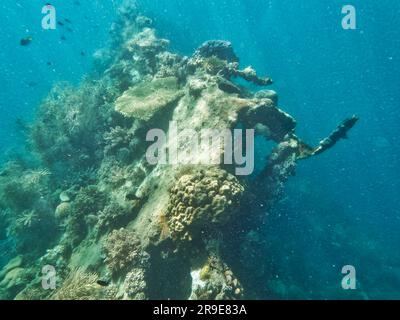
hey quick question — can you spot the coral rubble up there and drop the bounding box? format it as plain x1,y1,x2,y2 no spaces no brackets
0,1,357,300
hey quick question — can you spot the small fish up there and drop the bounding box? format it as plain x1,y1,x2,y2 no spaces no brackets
67,27,73,33
64,18,72,23
80,51,85,56
46,61,52,66
60,35,67,41
20,36,32,46
96,279,109,287
15,118,28,132
27,81,38,87
57,21,65,26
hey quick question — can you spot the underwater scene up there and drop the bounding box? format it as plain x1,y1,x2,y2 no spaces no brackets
0,0,399,300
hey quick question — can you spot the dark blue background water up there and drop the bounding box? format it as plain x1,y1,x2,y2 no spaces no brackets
1,0,399,298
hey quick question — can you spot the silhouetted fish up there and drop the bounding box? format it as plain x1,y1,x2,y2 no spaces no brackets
60,35,67,41
46,61,52,66
64,18,72,23
57,21,65,26
27,81,38,87
20,36,32,46
96,279,109,286
15,118,28,133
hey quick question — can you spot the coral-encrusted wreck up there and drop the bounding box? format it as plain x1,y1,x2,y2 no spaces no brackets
0,2,357,300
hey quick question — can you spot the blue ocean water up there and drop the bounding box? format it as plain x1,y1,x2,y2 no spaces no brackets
0,0,399,299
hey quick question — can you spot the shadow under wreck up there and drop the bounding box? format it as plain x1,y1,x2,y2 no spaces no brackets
0,2,357,300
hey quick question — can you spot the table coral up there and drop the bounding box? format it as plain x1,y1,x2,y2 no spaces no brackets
115,76,184,121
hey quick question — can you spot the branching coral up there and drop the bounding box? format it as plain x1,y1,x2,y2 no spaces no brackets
30,78,115,174
6,205,56,254
155,51,187,79
190,252,244,300
102,229,150,299
98,160,147,189
14,210,39,229
65,185,107,245
71,185,107,217
166,168,244,241
96,202,138,234
126,28,169,56
202,56,229,76
0,160,57,259
0,166,50,211
106,26,172,88
125,28,169,74
103,228,148,274
103,125,140,157
23,169,51,186
123,267,147,300
189,40,272,86
194,40,239,63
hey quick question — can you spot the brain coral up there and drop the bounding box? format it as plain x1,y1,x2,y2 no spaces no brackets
167,168,244,241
